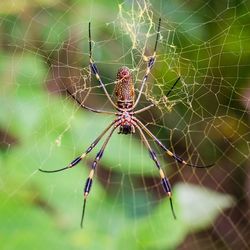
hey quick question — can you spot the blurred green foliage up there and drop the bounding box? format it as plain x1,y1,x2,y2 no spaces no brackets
1,0,249,250
0,51,234,249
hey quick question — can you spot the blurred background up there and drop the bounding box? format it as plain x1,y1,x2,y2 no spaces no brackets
0,0,249,249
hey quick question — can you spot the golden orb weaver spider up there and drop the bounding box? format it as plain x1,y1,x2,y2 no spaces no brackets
39,18,214,228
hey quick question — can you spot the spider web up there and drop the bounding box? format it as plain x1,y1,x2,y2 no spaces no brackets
0,0,250,249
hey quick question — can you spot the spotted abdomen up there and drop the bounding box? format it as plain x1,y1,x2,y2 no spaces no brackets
115,66,134,109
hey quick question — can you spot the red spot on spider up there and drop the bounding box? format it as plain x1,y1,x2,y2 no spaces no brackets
117,66,131,81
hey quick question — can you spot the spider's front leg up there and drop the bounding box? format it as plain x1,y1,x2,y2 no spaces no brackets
132,18,161,110
88,22,118,109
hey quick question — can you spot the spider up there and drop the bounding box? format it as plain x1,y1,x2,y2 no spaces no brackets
39,18,213,228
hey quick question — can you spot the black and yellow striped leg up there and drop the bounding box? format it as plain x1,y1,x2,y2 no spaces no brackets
134,123,176,219
134,117,214,168
81,125,117,228
39,121,116,173
88,22,118,109
133,18,161,109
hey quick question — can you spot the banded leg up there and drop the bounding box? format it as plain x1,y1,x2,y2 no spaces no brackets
67,89,116,115
132,18,161,109
134,117,214,168
39,121,117,173
88,22,118,109
134,123,176,219
81,125,117,228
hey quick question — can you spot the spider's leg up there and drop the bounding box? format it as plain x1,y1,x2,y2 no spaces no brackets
134,77,181,115
134,117,214,168
134,104,154,115
88,22,118,109
166,77,181,97
134,123,176,219
132,18,161,109
66,89,116,115
81,125,117,228
39,120,117,173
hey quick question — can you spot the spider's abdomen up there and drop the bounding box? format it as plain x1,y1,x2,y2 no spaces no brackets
115,66,134,109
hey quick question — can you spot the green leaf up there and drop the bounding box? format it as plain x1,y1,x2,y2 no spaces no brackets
120,183,235,249
175,183,235,230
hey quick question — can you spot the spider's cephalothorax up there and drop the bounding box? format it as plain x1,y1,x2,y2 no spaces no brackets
115,66,135,134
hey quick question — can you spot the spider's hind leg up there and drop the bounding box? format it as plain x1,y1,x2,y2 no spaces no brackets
134,117,214,169
39,121,116,173
133,122,177,219
80,125,118,228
